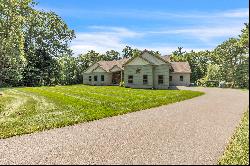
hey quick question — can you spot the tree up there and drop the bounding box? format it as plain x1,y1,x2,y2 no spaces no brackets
122,46,133,58
0,0,75,87
147,50,161,57
77,50,102,70
238,23,249,51
57,55,78,85
22,10,75,86
24,10,75,58
130,48,142,57
205,64,221,81
171,49,211,83
197,24,249,88
213,38,247,87
76,50,103,83
23,48,60,86
235,57,249,88
121,46,161,59
103,50,121,61
236,23,249,88
0,0,33,86
172,47,186,57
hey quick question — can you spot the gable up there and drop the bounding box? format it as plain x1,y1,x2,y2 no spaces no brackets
141,52,166,65
126,56,150,66
92,66,106,73
123,50,168,67
110,65,122,72
84,63,99,73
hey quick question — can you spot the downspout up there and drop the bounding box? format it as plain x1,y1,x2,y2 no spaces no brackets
152,65,155,89
121,70,123,84
82,73,84,84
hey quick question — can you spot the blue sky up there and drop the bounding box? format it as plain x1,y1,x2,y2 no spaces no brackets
36,0,249,55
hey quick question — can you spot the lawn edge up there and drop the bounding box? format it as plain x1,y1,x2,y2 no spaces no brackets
217,107,249,165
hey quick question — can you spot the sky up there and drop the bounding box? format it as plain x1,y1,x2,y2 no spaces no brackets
35,0,249,55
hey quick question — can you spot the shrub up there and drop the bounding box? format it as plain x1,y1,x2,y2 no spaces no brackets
204,80,219,87
197,78,219,87
119,81,125,87
196,78,206,86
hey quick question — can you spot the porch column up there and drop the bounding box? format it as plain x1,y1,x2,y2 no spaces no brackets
121,70,123,82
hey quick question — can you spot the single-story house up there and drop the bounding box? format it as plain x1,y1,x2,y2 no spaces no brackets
83,50,191,89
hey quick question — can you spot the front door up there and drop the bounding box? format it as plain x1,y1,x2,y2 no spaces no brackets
112,72,121,84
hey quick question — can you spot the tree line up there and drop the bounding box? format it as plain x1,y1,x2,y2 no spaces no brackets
0,0,249,88
0,0,158,88
171,23,249,88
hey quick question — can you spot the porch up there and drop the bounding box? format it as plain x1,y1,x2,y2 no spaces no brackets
111,71,124,85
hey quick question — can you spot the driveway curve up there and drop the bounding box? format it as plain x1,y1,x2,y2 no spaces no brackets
0,87,249,165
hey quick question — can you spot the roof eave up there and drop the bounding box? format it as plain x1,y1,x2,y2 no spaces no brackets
170,72,192,74
109,65,124,72
122,55,154,67
92,63,109,72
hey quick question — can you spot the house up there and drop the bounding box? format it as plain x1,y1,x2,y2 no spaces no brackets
83,50,191,89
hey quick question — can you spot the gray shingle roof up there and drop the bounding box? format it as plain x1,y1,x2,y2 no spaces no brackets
97,58,129,71
92,56,191,73
161,55,171,62
170,62,191,73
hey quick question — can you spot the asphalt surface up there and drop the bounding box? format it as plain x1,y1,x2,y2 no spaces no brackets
0,87,249,165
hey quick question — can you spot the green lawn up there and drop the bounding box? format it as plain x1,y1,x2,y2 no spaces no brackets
0,85,204,139
218,109,249,165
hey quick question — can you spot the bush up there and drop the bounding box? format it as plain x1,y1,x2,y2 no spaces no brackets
196,78,219,87
119,81,125,87
225,82,234,88
196,78,206,86
204,80,219,87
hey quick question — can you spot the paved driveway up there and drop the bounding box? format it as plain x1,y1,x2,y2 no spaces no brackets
0,87,249,165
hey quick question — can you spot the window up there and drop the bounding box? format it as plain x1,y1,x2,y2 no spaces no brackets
101,75,104,81
158,75,164,84
128,75,133,84
89,76,92,82
169,76,172,81
94,75,98,81
143,75,148,84
180,76,183,81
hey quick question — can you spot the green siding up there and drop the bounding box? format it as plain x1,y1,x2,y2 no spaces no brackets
83,72,112,85
82,54,191,89
153,64,169,89
124,65,153,89
124,64,170,89
169,73,190,86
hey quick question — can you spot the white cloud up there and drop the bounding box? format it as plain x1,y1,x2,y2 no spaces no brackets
71,34,125,55
71,34,212,56
87,26,143,37
221,8,249,18
148,25,243,42
70,27,142,55
135,8,249,19
67,6,248,55
71,41,210,55
71,23,244,55
133,45,212,55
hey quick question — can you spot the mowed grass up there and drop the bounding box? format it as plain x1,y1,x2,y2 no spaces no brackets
0,85,204,139
218,109,249,165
